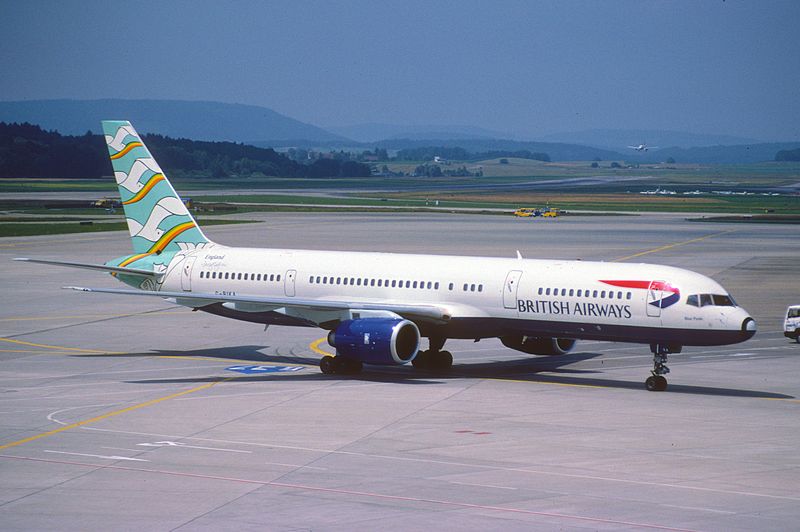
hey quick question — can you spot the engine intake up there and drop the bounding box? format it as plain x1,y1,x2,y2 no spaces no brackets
327,318,420,365
501,335,576,356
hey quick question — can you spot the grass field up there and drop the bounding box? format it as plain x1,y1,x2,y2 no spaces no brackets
0,218,256,238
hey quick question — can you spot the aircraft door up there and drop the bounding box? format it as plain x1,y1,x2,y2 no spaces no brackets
646,280,664,317
284,269,297,297
503,270,523,309
181,256,196,292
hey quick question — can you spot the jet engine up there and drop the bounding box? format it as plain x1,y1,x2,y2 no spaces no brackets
327,318,420,365
500,334,576,356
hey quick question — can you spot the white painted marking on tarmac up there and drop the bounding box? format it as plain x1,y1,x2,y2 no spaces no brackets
137,441,251,453
81,426,800,503
449,481,517,490
47,402,127,425
44,450,148,462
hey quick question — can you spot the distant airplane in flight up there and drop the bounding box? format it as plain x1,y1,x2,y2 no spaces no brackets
16,121,756,391
628,143,658,152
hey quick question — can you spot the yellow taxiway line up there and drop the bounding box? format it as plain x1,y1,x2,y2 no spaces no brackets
613,229,736,262
0,379,229,451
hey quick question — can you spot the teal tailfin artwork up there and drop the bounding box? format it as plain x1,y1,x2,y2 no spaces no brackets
101,120,211,255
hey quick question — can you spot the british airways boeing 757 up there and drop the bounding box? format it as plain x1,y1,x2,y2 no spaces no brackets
16,121,757,391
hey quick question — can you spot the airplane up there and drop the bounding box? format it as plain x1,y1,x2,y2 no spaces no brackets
627,143,658,152
15,121,757,392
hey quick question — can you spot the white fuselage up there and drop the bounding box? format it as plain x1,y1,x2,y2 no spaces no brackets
157,245,755,347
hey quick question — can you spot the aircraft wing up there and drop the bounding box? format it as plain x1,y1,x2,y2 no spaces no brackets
64,286,452,323
15,258,159,279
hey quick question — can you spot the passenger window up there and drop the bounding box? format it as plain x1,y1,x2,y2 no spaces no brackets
577,289,582,297
277,275,281,282
593,290,598,298
427,282,432,289
478,284,483,292
546,288,551,295
569,289,574,296
336,277,341,285
413,281,418,289
448,283,453,290
561,289,566,296
224,272,229,280
627,292,632,300
470,284,476,292
309,276,313,283
538,287,543,295
463,283,468,291
391,280,396,288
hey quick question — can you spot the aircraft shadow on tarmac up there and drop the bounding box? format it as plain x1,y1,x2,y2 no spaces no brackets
96,347,795,399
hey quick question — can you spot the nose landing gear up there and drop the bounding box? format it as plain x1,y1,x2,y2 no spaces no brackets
645,343,680,391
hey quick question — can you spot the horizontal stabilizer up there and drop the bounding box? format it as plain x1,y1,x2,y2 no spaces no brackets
15,258,159,279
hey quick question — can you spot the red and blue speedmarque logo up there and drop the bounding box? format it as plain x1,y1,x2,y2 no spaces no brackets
601,280,681,309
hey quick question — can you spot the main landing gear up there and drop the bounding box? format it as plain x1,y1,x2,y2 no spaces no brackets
412,336,453,371
645,343,680,391
319,355,362,375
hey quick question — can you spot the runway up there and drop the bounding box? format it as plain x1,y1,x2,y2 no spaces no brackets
1,212,799,530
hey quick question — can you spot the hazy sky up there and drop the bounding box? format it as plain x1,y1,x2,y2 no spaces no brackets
2,0,799,141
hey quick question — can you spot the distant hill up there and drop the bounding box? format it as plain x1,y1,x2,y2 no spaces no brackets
0,122,370,179
373,138,623,162
326,123,515,143
0,99,349,144
539,129,764,150
633,143,800,164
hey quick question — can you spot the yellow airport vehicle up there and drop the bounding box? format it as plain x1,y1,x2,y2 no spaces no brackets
543,208,559,218
513,208,541,218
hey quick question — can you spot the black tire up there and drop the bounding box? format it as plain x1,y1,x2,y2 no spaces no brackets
320,356,335,375
645,376,657,391
412,350,429,369
655,375,668,391
432,350,453,371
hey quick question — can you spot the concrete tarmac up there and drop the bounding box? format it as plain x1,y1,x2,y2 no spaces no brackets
1,212,799,531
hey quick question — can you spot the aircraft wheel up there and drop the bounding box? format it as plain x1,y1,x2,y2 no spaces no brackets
645,375,668,392
432,350,453,371
412,350,430,369
796,335,800,344
320,356,336,375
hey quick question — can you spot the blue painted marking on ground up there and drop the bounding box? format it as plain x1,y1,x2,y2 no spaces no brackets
225,365,305,374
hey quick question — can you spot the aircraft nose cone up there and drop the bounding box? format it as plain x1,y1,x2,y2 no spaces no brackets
742,317,757,339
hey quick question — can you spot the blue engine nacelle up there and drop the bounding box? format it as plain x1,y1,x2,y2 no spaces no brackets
327,318,420,365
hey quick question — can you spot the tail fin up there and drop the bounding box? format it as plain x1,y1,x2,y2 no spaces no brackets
101,120,211,254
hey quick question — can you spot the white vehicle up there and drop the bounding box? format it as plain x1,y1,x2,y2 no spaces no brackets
16,121,757,392
784,305,800,343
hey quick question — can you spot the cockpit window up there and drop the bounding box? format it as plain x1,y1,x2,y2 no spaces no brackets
687,293,737,307
712,294,736,307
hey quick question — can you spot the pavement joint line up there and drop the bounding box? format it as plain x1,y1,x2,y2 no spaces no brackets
0,454,697,531
0,378,231,451
612,229,736,262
